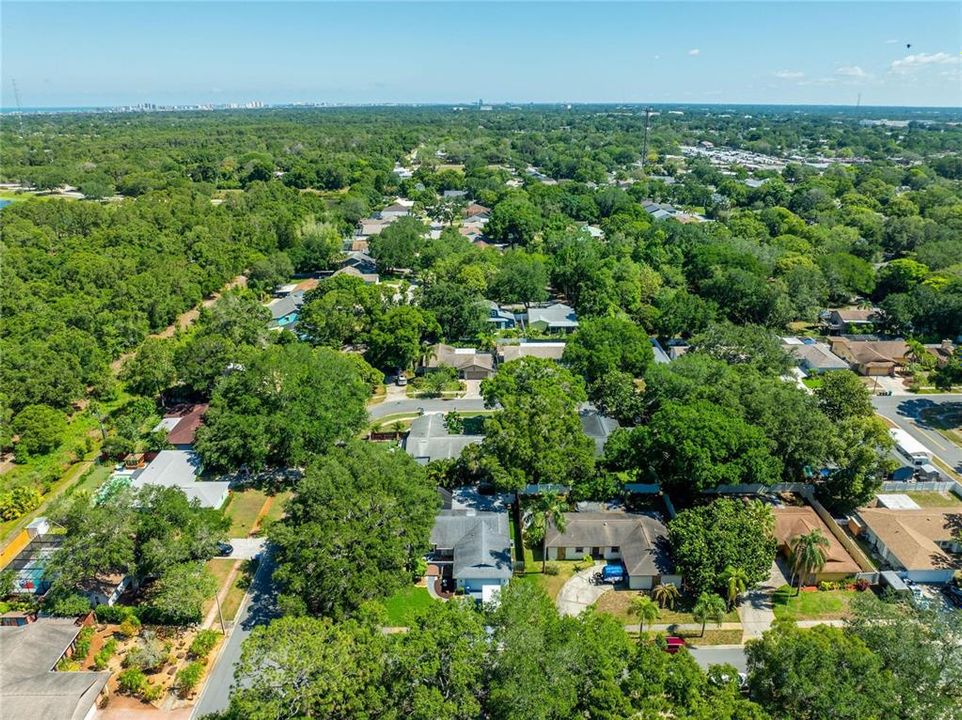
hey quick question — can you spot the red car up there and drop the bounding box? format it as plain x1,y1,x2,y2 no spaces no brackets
664,636,687,654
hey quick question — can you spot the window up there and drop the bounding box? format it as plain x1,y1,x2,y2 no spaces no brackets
610,546,620,553
574,547,584,553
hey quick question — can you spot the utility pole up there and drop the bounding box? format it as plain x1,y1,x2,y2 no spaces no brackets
641,106,653,175
213,587,227,634
11,79,25,139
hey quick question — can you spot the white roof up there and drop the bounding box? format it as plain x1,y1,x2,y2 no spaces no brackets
132,450,229,508
889,428,931,457
876,494,921,510
153,417,182,433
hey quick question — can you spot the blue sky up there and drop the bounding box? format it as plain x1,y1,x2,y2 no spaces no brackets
3,2,960,108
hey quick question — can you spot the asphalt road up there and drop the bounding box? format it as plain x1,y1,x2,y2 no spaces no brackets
191,549,279,719
369,397,488,420
689,646,748,673
872,394,962,475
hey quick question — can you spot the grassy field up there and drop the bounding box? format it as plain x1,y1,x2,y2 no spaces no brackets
772,587,857,621
224,489,271,537
203,559,249,624
905,491,962,508
262,490,293,525
595,589,739,625
382,585,435,626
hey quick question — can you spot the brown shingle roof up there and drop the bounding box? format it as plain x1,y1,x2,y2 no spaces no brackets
544,512,674,577
166,404,208,446
858,507,961,571
773,507,861,576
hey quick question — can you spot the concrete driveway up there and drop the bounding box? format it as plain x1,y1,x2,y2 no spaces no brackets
556,563,606,617
738,560,789,640
224,538,266,560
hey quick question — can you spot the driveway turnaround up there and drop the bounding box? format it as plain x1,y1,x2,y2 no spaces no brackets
738,560,789,640
555,564,606,617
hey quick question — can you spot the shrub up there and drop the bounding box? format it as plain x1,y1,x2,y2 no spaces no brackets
543,564,560,576
95,604,137,624
141,682,164,703
854,578,871,592
56,657,81,671
94,638,118,670
117,668,147,695
118,616,142,638
47,591,92,617
123,631,168,672
73,626,94,662
189,629,220,659
175,661,205,697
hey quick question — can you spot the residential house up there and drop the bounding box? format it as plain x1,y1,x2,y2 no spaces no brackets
853,507,961,583
154,403,209,449
404,413,481,465
443,189,468,200
266,290,305,329
424,344,495,380
4,518,62,597
78,573,132,607
580,410,619,456
132,450,230,509
463,203,491,223
526,303,579,333
340,251,378,276
782,338,850,375
827,338,909,376
358,218,393,237
582,225,604,239
377,202,411,220
0,617,110,720
429,510,513,599
651,338,671,365
392,165,413,179
333,266,379,285
772,507,861,583
498,341,566,363
821,308,879,335
482,300,516,330
544,511,680,590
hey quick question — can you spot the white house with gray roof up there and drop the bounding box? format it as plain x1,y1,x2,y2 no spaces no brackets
132,450,229,509
526,303,578,333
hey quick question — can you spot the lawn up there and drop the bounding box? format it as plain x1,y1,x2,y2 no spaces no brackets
594,589,739,625
905,491,962,508
203,559,249,624
224,489,271,537
772,587,858,621
802,376,824,390
920,405,962,448
382,585,435,627
262,490,293,525
511,519,582,600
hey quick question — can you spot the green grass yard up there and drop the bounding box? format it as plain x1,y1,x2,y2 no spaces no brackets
772,587,858,621
382,585,435,627
904,491,962,508
224,489,271,537
594,589,739,626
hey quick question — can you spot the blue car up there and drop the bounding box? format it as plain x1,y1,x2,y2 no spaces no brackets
593,563,626,585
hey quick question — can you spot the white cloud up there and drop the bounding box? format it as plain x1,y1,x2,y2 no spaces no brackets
890,52,960,74
688,48,700,56
836,65,869,79
773,70,805,79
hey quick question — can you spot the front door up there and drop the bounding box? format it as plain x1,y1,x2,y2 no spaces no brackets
592,547,601,558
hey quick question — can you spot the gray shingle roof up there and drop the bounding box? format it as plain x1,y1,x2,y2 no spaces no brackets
527,303,578,329
0,619,110,720
404,414,482,464
452,520,513,580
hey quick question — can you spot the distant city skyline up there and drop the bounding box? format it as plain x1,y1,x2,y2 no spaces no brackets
3,2,960,109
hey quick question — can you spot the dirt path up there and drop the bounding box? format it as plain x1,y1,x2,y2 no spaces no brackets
110,274,247,372
249,496,275,536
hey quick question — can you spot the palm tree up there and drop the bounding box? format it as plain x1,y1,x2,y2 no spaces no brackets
533,492,567,573
719,566,749,611
789,529,830,595
692,592,727,637
630,595,659,637
652,582,680,610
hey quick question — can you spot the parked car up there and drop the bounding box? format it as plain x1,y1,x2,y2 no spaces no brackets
592,563,626,585
942,584,962,608
216,542,234,557
664,636,687,654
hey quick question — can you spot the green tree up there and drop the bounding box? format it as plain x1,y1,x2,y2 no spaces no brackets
688,324,791,375
489,250,549,307
419,281,487,341
814,370,872,421
369,216,428,272
121,338,177,397
195,344,369,471
652,582,680,610
719,565,749,610
562,316,654,384
668,499,777,597
745,623,898,720
692,592,726,637
788,529,830,593
531,492,568,572
819,415,895,514
629,594,659,635
298,275,385,348
145,561,217,625
270,441,438,617
365,306,441,373
12,404,67,456
486,194,542,246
